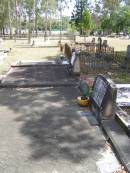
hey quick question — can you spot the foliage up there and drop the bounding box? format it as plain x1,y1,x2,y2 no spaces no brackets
101,6,130,34
1,0,130,39
71,0,92,34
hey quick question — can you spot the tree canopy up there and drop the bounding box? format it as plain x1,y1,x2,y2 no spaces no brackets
0,0,130,39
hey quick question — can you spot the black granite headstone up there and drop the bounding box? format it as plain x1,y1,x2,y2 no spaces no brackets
90,75,117,121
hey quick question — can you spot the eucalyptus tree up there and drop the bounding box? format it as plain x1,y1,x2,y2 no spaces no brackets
0,0,14,37
41,0,56,40
23,0,35,43
33,0,41,36
0,0,8,35
48,0,57,36
56,0,69,40
101,0,122,15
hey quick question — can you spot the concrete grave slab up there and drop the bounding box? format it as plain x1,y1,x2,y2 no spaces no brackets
116,84,130,107
102,120,130,173
0,87,107,173
89,75,130,172
0,65,78,88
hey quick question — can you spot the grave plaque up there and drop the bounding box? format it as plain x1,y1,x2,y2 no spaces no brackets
90,75,117,121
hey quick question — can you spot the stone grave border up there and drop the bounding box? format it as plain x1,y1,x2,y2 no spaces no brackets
90,75,130,173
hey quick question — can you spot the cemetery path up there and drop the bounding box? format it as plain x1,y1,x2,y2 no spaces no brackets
0,87,106,173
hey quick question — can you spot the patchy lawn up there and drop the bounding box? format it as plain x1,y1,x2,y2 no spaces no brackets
76,36,130,51
1,37,130,83
112,72,130,84
0,39,61,75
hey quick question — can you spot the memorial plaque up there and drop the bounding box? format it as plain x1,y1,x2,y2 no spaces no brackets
92,77,107,107
90,75,117,121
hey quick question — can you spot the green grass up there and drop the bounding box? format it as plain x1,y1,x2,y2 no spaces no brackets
113,72,130,83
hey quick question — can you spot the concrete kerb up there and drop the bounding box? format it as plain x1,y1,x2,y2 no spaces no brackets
0,82,78,88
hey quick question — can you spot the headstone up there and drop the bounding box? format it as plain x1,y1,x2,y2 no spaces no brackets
103,40,107,53
92,38,95,43
96,37,102,58
127,45,130,59
90,75,117,121
71,52,80,74
125,45,130,71
98,37,102,51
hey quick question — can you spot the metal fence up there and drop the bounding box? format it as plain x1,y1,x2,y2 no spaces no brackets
78,43,125,74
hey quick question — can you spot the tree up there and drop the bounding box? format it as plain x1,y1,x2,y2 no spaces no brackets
71,0,90,34
100,6,130,34
0,0,11,36
81,9,91,34
102,0,122,15
23,0,34,43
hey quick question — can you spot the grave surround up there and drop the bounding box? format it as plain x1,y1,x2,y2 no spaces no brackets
90,75,130,173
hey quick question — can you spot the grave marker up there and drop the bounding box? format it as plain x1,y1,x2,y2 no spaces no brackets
125,45,130,71
90,75,117,121
127,45,130,59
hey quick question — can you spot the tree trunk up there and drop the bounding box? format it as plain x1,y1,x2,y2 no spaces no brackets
34,0,38,37
19,14,22,37
28,12,32,44
59,9,62,41
49,13,52,36
8,1,13,39
44,0,48,41
15,0,18,40
2,27,5,37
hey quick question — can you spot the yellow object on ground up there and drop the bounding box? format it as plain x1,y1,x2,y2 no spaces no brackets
77,96,90,107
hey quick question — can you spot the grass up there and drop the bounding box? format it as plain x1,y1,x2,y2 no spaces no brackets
1,37,130,83
113,72,130,83
76,36,130,51
0,39,61,74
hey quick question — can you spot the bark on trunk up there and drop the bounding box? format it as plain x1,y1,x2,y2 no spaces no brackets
15,0,18,38
44,0,48,41
28,12,32,44
8,1,13,39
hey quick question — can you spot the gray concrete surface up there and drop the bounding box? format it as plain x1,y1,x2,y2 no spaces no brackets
0,87,106,173
1,66,78,87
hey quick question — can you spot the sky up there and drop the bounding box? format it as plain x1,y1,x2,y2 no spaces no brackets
63,0,94,17
63,0,75,17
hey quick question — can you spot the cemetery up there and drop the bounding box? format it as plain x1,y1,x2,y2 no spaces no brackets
0,39,129,172
0,0,130,173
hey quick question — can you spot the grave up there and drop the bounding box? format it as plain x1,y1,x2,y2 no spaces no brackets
0,65,78,88
90,75,117,122
116,84,130,135
89,75,130,173
126,45,130,71
122,45,130,71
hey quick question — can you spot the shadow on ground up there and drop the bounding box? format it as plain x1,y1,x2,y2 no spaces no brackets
1,66,77,86
0,87,105,164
